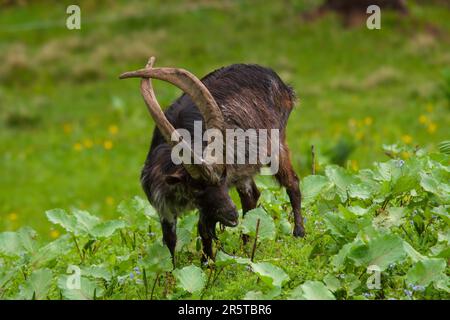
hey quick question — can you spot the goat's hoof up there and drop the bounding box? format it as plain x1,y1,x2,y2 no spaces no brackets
293,225,305,238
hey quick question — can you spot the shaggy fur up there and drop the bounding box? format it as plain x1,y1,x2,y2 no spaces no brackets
141,63,304,263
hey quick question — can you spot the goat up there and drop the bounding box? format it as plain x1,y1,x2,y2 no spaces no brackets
120,57,304,264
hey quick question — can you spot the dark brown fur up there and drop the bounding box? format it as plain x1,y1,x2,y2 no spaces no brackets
141,64,304,263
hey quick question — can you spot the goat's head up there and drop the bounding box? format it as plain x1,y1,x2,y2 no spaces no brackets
120,57,238,227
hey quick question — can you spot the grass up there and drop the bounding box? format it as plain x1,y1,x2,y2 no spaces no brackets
0,0,449,242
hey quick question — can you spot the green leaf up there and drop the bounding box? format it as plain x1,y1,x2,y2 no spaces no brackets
348,234,407,271
250,262,289,288
19,268,53,300
173,265,206,294
17,227,38,253
279,216,292,235
31,235,73,268
0,232,21,256
90,220,126,238
406,258,446,287
301,175,330,206
72,209,101,234
58,275,104,300
420,172,449,203
142,242,173,273
241,207,276,240
215,251,251,267
325,165,357,202
402,241,426,263
244,287,281,300
118,196,158,231
45,209,77,233
323,274,341,292
289,281,335,300
332,242,355,270
348,183,373,200
82,265,112,281
373,207,406,229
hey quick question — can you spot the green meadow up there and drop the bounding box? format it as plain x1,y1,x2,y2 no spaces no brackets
0,0,449,300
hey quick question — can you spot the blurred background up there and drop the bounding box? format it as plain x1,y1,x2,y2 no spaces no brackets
0,0,449,237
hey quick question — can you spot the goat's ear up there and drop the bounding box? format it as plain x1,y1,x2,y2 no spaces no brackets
165,170,187,185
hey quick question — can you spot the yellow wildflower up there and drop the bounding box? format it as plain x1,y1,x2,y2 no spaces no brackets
109,125,119,135
105,196,115,206
103,140,113,150
363,117,373,126
418,114,428,124
428,123,437,134
401,134,413,144
401,151,410,159
73,143,83,151
8,212,18,221
50,230,60,239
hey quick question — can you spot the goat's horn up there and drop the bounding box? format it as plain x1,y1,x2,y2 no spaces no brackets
120,57,223,184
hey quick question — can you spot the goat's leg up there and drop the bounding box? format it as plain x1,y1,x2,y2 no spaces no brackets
275,147,305,237
161,218,177,267
198,216,216,264
237,179,260,244
237,179,260,217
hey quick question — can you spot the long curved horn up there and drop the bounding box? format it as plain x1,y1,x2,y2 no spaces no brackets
120,57,223,184
120,63,224,135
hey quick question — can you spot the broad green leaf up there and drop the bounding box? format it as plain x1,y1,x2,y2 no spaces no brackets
431,206,449,225
17,227,38,253
82,265,112,281
301,175,330,206
332,242,356,270
0,232,21,256
30,234,73,268
141,242,173,273
178,212,198,233
420,173,449,204
324,212,354,239
58,275,104,300
323,274,341,292
325,165,357,202
118,196,158,231
279,216,292,235
290,281,335,300
244,287,281,300
250,262,289,288
241,207,276,240
406,258,446,287
403,241,425,263
176,228,192,252
90,220,126,238
45,209,77,233
348,183,373,200
72,209,100,234
215,251,251,267
19,268,53,300
0,269,16,288
392,174,418,196
173,265,206,294
373,207,406,229
348,234,407,271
